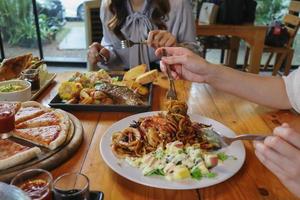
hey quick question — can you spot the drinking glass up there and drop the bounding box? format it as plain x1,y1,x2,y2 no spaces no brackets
21,69,40,91
11,169,53,200
53,172,89,200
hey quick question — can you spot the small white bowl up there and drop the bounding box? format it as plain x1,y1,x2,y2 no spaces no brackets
0,80,31,102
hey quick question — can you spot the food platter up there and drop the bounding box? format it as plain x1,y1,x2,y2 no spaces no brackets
100,111,246,190
49,70,153,113
49,83,153,112
0,112,83,182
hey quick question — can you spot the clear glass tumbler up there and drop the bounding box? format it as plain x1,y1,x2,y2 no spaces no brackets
53,172,89,200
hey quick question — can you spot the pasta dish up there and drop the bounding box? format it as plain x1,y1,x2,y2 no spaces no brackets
111,100,234,181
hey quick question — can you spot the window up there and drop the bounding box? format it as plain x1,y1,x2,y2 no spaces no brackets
0,0,89,64
0,0,39,58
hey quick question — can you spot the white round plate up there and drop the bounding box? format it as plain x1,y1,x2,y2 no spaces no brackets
100,112,245,190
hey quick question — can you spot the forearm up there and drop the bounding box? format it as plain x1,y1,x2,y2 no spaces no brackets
206,64,292,109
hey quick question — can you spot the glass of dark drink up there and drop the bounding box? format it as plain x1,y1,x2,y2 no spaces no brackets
21,69,40,92
11,168,53,200
53,172,89,200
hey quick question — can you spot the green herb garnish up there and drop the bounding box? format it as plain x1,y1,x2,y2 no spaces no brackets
145,169,165,176
217,152,228,161
206,172,217,178
191,168,202,180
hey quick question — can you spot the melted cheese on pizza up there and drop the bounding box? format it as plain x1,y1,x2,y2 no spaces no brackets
16,111,60,129
0,139,29,160
15,106,45,124
14,125,61,145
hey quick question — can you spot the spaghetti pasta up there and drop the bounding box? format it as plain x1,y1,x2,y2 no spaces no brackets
111,100,220,158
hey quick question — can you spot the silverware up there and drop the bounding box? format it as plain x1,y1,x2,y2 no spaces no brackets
95,52,108,64
162,48,177,100
120,39,148,48
204,129,267,148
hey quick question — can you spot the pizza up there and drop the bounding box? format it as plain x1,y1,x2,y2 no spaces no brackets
12,102,70,150
15,101,50,124
0,139,41,170
16,109,67,129
0,101,72,171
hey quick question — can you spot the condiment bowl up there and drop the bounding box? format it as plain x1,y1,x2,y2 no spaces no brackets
0,80,31,102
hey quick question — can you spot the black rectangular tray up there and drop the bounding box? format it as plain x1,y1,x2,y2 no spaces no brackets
49,83,153,113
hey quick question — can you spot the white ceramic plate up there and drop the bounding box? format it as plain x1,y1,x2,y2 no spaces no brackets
100,112,245,190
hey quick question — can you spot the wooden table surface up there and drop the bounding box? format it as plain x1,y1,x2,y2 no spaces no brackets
196,24,267,74
38,72,300,200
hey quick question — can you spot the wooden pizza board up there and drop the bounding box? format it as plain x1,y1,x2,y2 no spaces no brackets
0,113,83,183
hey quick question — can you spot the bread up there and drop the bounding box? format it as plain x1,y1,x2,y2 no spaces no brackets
135,69,158,85
0,53,33,81
123,64,147,81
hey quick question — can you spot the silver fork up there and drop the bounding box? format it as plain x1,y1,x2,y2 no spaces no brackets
205,129,267,148
162,48,177,100
120,40,148,48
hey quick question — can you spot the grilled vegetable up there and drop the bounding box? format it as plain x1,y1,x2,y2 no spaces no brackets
58,82,83,100
95,82,145,105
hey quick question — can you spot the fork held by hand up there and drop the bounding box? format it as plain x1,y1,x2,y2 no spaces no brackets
162,48,177,100
120,40,148,48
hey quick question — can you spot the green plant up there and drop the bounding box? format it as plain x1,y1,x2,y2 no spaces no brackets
256,0,289,25
0,0,59,47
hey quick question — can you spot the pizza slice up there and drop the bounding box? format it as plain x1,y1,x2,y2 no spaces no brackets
13,122,69,150
0,139,41,170
16,110,61,129
15,101,50,124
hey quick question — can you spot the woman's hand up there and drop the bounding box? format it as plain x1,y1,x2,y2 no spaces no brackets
147,30,177,48
87,42,110,66
155,47,217,83
254,123,300,198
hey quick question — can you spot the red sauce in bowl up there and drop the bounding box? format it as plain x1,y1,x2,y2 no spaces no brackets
0,106,15,133
20,179,51,200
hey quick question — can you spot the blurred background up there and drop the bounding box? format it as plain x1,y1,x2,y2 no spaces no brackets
0,0,299,67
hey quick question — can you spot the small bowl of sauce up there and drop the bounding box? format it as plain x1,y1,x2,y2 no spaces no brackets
0,105,15,134
11,169,53,200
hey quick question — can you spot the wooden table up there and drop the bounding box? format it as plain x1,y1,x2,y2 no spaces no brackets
196,24,267,74
38,72,300,200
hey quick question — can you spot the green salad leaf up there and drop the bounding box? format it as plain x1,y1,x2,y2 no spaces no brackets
145,169,165,176
206,172,217,178
191,168,202,180
217,152,229,161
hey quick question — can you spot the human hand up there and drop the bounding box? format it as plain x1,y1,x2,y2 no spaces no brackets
87,42,110,66
147,30,177,48
254,123,300,198
155,47,215,83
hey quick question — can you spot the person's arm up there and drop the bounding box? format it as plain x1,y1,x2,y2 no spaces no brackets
156,47,292,110
208,65,292,109
99,0,121,67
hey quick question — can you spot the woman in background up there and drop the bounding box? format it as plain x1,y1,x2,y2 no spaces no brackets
87,0,196,70
155,47,300,198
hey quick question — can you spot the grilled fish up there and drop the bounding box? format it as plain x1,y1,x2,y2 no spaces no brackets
95,82,145,105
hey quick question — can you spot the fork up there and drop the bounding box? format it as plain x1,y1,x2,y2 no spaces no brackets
120,40,148,48
162,48,177,100
205,129,267,148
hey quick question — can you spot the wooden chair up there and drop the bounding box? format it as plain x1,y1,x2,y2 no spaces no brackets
84,0,102,71
243,0,300,76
